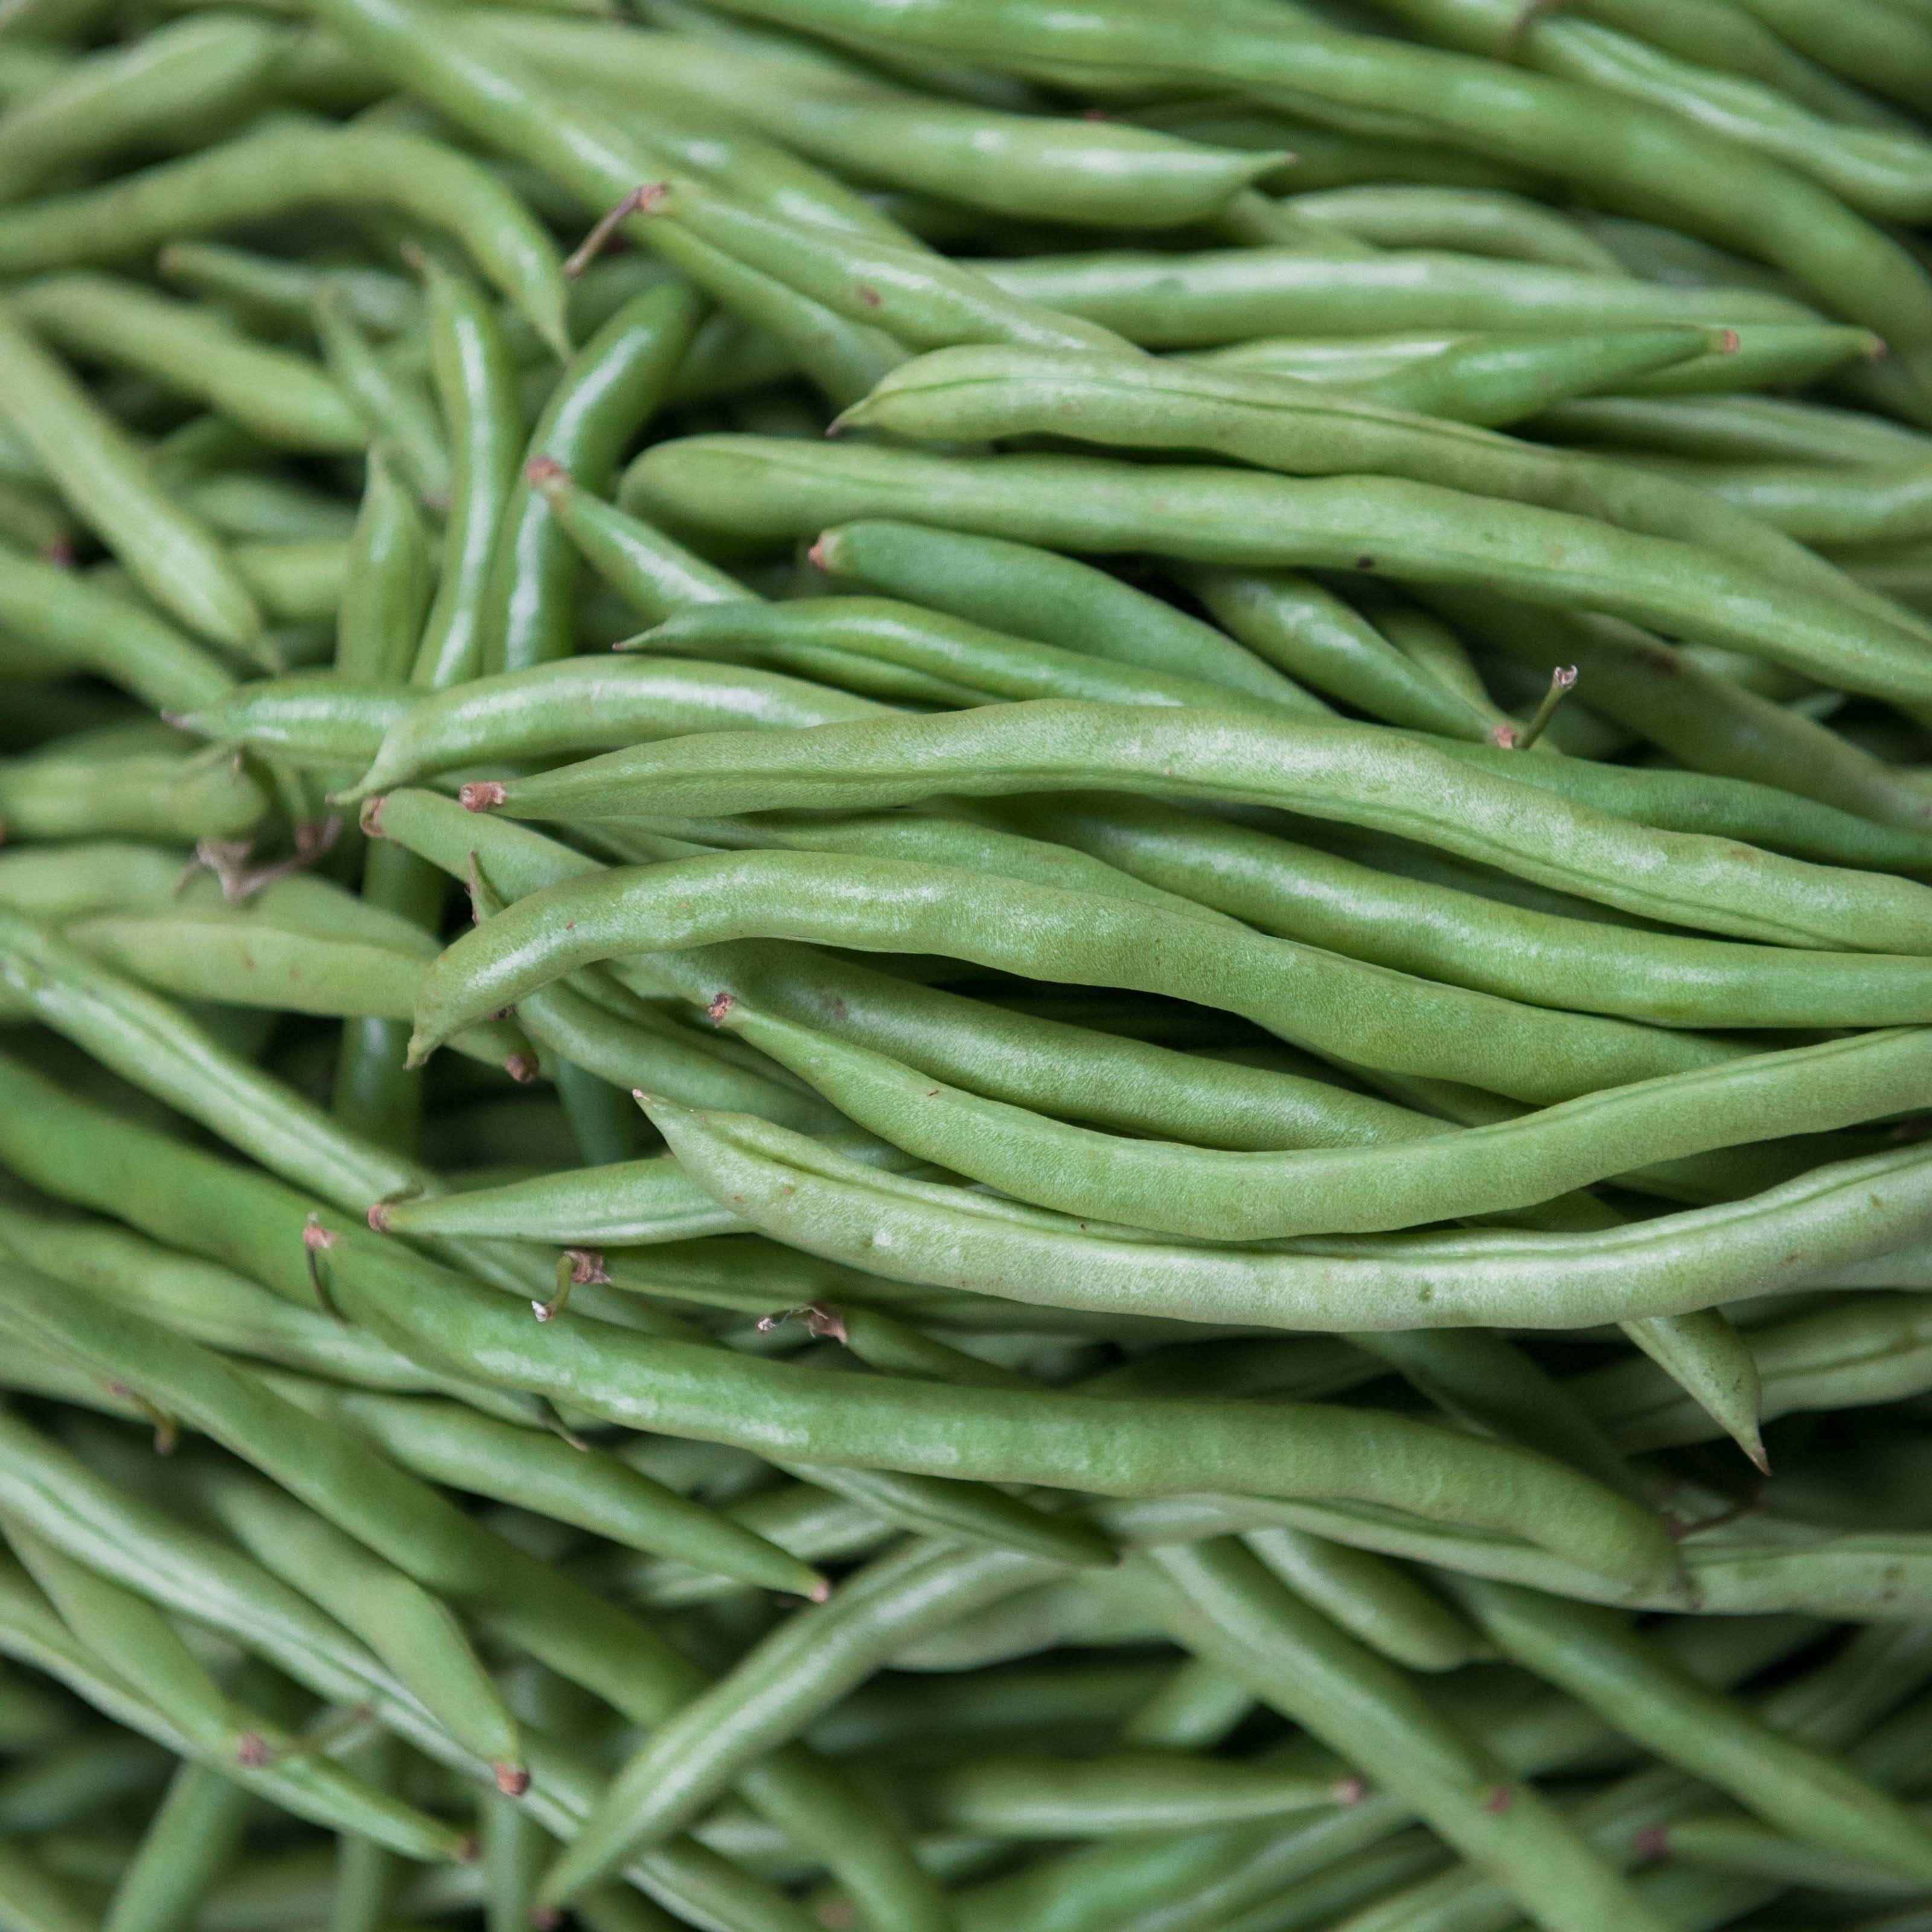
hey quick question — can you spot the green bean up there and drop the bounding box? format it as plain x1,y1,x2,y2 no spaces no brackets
102,1760,251,1932
1628,456,1932,551
373,782,1689,1150
481,282,704,676
158,240,421,339
11,273,363,453
1529,394,1932,468
0,1838,109,1932
0,742,267,842
410,259,520,691
177,1456,526,1790
310,297,450,510
1242,1527,1483,1673
498,17,1283,228
460,703,1932,952
638,595,1331,720
632,175,1136,354
0,1198,540,1416
530,461,763,624
715,1008,1932,1239
641,1095,1932,1335
411,845,1742,1106
0,552,234,713
0,1522,472,1861
831,353,1930,665
1145,1538,1666,1932
183,472,357,546
336,451,432,686
811,517,1318,711
1450,1575,1932,1882
0,307,266,657
0,13,286,200
0,1727,165,1832
342,655,883,802
177,673,415,770
1282,185,1630,273
978,247,1819,347
1419,589,1932,837
0,121,569,353
699,0,1932,382
1583,1294,1932,1454
1721,0,1932,113
226,538,348,624
290,0,908,407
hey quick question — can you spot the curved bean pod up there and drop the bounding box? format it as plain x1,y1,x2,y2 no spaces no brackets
464,703,1932,952
336,452,433,686
713,1006,1932,1241
0,746,266,843
0,121,569,354
176,674,415,770
406,849,1739,1102
640,1097,1932,1333
342,656,884,802
310,295,450,510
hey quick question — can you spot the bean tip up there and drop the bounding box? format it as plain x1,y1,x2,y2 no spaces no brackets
456,1832,481,1864
461,781,507,813
493,1762,531,1798
505,1054,540,1084
806,536,831,573
358,795,386,838
367,1200,391,1232
1334,1775,1367,1805
526,455,567,491
808,1576,832,1603
706,991,735,1025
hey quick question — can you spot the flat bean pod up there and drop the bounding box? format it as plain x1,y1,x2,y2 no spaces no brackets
463,703,1932,952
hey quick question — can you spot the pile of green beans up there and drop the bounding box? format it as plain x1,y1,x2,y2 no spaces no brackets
5,0,1932,1928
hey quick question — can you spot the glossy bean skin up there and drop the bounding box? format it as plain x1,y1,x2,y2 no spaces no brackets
342,656,884,800
1284,184,1633,273
481,282,705,675
494,17,1283,228
715,1007,1932,1241
834,351,1928,661
638,596,1329,719
0,308,266,658
531,462,760,625
410,261,521,691
176,673,415,770
0,123,569,354
0,14,286,200
1632,456,1932,550
11,273,363,453
408,847,1741,1104
336,452,433,686
811,517,1316,711
642,1096,1932,1335
462,703,1932,952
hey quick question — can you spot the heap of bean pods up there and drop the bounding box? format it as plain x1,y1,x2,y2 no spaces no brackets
13,1,1932,1930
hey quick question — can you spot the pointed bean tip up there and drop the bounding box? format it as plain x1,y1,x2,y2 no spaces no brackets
357,795,386,838
806,535,831,573
367,1200,391,1232
807,1576,832,1603
505,1054,540,1084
